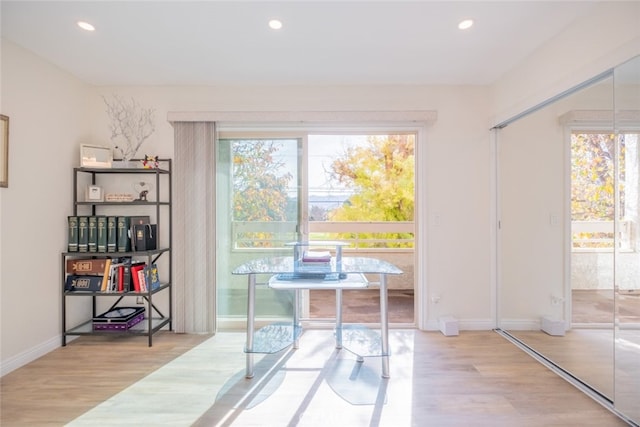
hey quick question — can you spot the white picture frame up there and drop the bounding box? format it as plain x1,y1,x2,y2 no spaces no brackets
86,185,104,202
80,144,113,168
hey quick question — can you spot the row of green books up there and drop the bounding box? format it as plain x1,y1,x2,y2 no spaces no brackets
67,215,151,253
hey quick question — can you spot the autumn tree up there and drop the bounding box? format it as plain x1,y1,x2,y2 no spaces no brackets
571,132,626,248
571,133,618,221
328,134,415,247
232,140,293,246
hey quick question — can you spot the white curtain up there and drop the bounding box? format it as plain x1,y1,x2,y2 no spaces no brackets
172,122,216,333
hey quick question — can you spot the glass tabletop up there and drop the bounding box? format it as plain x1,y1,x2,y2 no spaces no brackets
232,256,403,275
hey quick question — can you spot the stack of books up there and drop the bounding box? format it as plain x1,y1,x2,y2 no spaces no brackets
297,250,332,272
301,250,331,264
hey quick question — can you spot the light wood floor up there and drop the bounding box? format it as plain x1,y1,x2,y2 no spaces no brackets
0,330,628,426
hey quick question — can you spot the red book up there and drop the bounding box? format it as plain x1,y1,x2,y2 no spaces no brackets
131,264,145,292
118,265,124,292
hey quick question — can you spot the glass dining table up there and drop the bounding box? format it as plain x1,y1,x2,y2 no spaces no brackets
232,252,403,379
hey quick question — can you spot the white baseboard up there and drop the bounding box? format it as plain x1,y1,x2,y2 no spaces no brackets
1,335,71,377
424,318,496,331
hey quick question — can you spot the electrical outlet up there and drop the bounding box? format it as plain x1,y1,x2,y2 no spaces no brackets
550,295,564,305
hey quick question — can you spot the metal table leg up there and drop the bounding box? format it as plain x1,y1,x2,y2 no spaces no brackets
335,288,343,349
293,288,300,349
379,273,390,378
245,273,256,378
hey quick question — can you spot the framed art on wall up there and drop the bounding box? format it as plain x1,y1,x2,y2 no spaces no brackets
80,144,112,168
0,114,8,188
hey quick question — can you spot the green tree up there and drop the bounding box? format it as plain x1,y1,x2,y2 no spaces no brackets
233,140,292,221
232,140,293,247
571,133,618,221
328,135,414,247
571,132,626,248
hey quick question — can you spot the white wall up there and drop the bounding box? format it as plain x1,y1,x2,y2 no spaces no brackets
491,1,640,126
0,40,92,374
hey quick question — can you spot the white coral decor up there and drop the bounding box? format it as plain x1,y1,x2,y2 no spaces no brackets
103,94,156,161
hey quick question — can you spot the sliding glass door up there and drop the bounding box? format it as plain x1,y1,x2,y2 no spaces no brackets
216,137,302,322
216,130,416,326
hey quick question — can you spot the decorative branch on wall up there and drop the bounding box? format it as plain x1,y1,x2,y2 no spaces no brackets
102,94,155,162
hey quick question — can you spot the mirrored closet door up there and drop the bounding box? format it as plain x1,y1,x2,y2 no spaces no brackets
613,54,640,423
497,55,639,424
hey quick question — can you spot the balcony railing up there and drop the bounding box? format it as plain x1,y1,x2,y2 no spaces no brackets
572,220,633,251
232,221,414,251
233,219,636,252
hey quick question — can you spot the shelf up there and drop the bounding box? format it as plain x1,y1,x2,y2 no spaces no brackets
268,273,368,290
244,322,303,354
338,324,388,358
63,248,170,257
76,167,170,174
66,317,171,335
64,282,171,296
75,201,171,206
63,160,172,347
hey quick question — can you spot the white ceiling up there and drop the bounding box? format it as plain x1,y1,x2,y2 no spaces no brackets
1,1,599,86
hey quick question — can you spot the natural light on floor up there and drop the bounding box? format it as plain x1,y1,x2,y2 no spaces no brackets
66,330,416,426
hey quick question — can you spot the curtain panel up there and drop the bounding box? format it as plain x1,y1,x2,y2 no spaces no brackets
172,122,217,333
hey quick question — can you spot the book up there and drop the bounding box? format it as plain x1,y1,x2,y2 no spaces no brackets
117,264,124,292
111,260,124,292
67,216,79,252
96,216,108,252
108,261,123,292
88,216,98,252
137,268,148,292
92,307,145,331
302,250,332,263
129,261,145,292
145,264,161,290
107,216,117,252
120,257,132,292
131,263,146,292
65,275,103,292
117,216,131,252
78,216,89,252
133,224,157,251
129,216,151,251
66,258,109,275
100,258,112,292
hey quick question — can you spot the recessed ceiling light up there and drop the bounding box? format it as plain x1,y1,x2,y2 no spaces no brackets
458,19,473,30
268,19,283,30
77,21,95,31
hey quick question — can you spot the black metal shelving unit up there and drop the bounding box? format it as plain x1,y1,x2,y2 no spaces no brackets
61,159,172,347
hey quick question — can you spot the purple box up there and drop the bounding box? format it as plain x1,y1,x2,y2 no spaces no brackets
92,307,145,331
